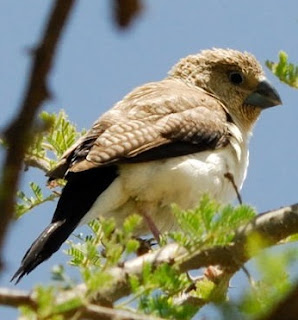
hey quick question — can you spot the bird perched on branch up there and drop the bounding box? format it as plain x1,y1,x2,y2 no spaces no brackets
12,48,282,283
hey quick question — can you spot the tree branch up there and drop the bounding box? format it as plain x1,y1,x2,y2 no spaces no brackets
0,288,164,320
40,203,298,308
113,0,143,28
1,203,298,316
0,288,36,309
24,155,51,173
84,203,298,304
79,305,164,320
0,0,76,268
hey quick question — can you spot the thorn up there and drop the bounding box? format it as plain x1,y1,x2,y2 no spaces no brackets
241,265,256,287
224,172,242,204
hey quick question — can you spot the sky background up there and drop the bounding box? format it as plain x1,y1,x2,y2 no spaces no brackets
1,1,298,319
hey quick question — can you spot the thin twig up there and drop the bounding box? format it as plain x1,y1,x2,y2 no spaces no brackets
113,0,142,28
24,155,51,173
0,288,36,309
0,0,76,269
224,172,242,204
0,288,164,320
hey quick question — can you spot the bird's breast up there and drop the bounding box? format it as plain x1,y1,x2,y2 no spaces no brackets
84,143,248,233
120,144,248,206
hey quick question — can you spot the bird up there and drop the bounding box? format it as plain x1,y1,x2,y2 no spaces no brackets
12,48,282,283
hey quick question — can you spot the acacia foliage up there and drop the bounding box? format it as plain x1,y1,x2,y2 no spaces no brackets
5,110,297,320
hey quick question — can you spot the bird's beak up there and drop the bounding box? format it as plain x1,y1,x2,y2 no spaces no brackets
244,79,282,109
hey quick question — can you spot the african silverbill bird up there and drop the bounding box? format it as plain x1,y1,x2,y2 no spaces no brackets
12,48,282,283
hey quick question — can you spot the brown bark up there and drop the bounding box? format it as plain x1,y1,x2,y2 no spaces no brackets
0,0,76,269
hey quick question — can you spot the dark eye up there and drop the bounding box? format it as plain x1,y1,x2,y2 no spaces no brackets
228,71,244,85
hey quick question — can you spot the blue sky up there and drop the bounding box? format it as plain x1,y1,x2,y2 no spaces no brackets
1,1,298,318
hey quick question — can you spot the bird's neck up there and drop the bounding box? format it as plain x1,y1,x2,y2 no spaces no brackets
235,105,261,134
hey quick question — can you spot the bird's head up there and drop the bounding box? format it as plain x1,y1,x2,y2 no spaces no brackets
168,48,282,131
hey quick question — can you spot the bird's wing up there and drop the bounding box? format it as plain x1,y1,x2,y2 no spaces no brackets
48,79,230,179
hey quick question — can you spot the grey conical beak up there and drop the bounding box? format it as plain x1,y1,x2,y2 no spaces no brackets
244,79,282,109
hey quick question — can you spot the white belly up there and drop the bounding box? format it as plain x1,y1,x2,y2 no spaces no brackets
84,144,249,234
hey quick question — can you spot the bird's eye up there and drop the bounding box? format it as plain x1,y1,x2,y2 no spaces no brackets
228,72,244,85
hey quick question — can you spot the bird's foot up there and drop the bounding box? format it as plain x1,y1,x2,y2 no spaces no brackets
135,237,156,256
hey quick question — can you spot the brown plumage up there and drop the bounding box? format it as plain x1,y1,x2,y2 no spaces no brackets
12,48,281,283
49,49,275,177
49,79,230,176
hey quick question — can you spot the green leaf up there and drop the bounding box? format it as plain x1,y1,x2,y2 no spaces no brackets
66,243,85,266
34,286,56,317
15,182,58,218
25,110,82,174
266,51,298,88
52,297,83,315
139,295,196,319
81,268,113,292
45,110,80,158
126,238,140,254
123,214,142,234
284,233,298,243
170,196,256,250
15,110,85,219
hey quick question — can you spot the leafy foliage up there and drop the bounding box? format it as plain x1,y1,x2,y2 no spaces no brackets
139,294,196,320
15,111,82,218
129,263,195,319
20,286,83,320
55,197,258,319
11,110,298,320
41,110,82,159
170,195,255,250
218,245,298,320
16,182,59,218
25,110,82,170
266,51,298,88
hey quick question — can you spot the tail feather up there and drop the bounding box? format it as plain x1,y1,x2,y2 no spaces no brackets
11,220,77,284
12,166,118,284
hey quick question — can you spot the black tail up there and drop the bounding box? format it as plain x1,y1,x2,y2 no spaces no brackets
11,166,118,284
11,219,78,284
